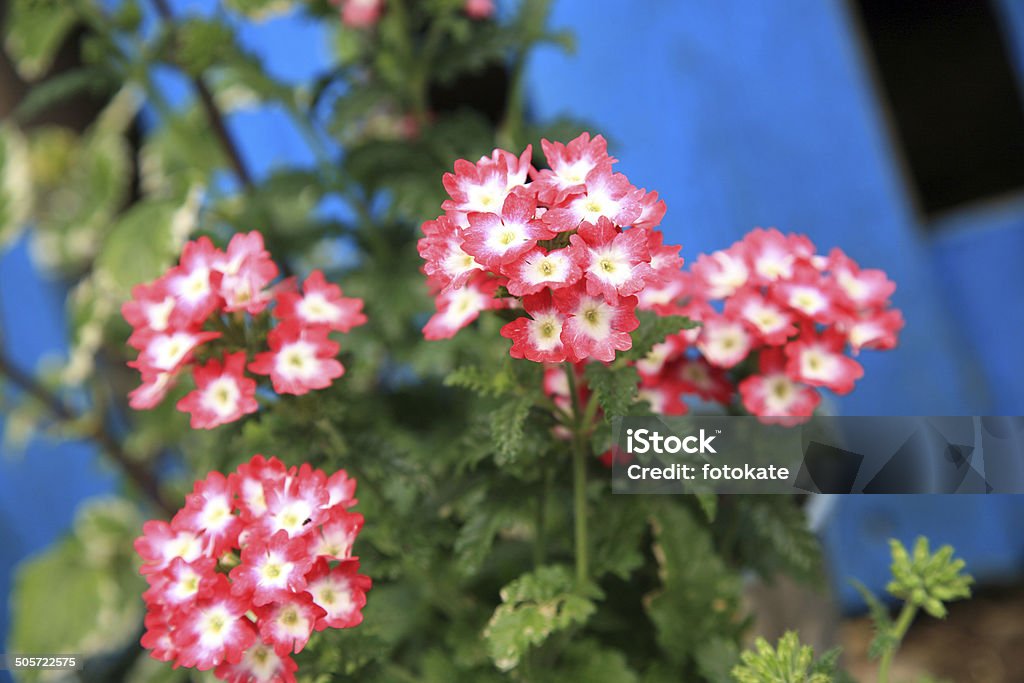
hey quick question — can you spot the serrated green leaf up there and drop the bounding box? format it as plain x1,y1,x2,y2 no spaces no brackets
623,311,696,362
695,636,739,683
489,394,532,465
644,503,741,667
483,566,600,671
583,362,639,420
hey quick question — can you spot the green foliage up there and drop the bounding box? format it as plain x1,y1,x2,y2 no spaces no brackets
9,498,145,681
483,565,601,671
732,631,838,683
0,124,30,248
3,0,77,79
623,311,698,362
645,503,743,669
886,537,973,618
1,1,946,682
584,362,640,420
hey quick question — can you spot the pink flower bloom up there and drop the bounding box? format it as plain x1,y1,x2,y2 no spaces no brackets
739,348,821,425
691,245,750,299
256,594,325,656
532,133,615,205
143,557,218,607
500,290,568,363
422,276,505,340
305,559,372,631
275,270,367,332
542,165,642,233
633,189,667,231
230,530,315,606
839,308,905,354
635,333,686,377
216,232,278,314
339,0,384,28
171,578,258,671
501,246,582,297
248,321,345,395
743,227,814,284
827,248,897,309
172,471,242,556
464,0,495,20
418,215,485,292
725,290,797,346
696,314,753,369
569,217,653,303
771,265,836,323
176,353,259,430
311,509,364,560
165,237,224,324
672,357,735,404
122,277,180,349
230,454,289,520
784,330,864,395
463,189,555,268
554,283,639,363
326,469,358,509
638,383,688,416
135,520,205,574
138,456,369,679
128,369,177,410
442,147,532,216
130,330,220,375
214,642,297,683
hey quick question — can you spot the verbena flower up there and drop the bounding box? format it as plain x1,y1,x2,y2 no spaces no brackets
122,232,366,427
136,456,371,680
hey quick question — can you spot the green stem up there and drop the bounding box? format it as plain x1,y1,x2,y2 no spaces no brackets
496,0,551,148
564,363,589,584
878,603,917,683
534,459,552,568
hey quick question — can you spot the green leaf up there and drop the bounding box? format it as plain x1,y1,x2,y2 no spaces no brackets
644,503,742,667
850,579,896,660
695,492,718,522
583,362,639,420
95,197,195,296
623,311,697,362
224,0,297,19
695,636,740,683
536,641,638,683
0,124,30,249
13,66,119,124
489,394,533,465
26,125,131,273
483,566,600,672
727,497,823,585
8,498,145,679
3,0,77,80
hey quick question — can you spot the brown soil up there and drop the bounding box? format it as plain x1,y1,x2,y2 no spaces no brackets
841,584,1024,683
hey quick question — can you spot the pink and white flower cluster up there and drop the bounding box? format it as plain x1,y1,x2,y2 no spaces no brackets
332,0,492,29
123,231,366,429
418,133,681,364
136,455,371,682
631,228,904,424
